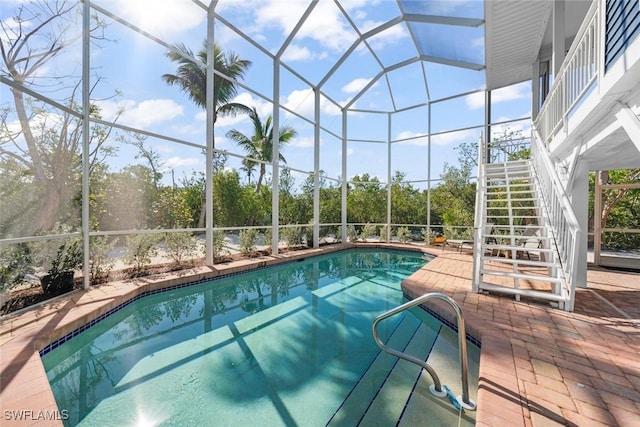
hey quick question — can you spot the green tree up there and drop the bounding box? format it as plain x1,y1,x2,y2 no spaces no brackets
347,174,386,224
162,41,251,227
180,172,206,228
279,167,302,225
591,169,640,250
162,41,252,127
390,171,426,225
212,169,245,227
226,107,297,192
455,128,529,170
431,165,476,238
101,165,158,230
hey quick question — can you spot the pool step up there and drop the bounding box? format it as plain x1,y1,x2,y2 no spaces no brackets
326,313,430,426
397,326,478,427
356,321,440,426
328,310,479,427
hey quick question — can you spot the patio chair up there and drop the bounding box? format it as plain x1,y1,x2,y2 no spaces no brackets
517,224,543,260
444,223,494,253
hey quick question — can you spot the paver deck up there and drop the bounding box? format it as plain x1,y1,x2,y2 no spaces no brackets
1,244,638,426
403,251,640,427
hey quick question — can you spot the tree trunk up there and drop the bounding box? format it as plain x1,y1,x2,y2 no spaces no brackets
255,164,266,192
197,198,206,229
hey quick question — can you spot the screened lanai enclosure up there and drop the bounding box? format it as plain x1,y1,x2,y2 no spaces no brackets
1,0,539,298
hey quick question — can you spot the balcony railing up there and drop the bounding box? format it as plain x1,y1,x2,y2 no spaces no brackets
535,0,600,145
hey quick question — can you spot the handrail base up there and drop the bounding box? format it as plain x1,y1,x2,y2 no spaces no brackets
429,384,446,398
457,395,477,411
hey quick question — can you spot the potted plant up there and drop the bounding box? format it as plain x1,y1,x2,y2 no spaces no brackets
40,238,82,294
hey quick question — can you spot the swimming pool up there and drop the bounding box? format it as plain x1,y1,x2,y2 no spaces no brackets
41,248,479,426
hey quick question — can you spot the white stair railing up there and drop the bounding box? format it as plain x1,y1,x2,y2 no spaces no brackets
472,134,486,293
535,0,600,144
530,129,581,311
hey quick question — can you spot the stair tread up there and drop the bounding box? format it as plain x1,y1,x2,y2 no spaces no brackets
487,200,538,203
482,257,558,267
486,192,535,196
484,244,554,252
478,282,568,302
485,215,539,219
484,234,551,240
480,269,562,282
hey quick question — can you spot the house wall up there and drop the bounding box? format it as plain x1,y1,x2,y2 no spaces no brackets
605,0,640,71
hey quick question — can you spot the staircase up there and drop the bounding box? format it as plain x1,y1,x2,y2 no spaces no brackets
473,158,573,310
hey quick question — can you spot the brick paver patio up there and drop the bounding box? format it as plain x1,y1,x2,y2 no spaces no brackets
403,250,640,427
1,244,638,426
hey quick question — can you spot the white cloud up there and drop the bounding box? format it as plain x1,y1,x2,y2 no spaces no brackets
165,156,202,168
467,81,530,109
95,98,184,129
430,128,479,146
283,88,342,118
229,0,356,53
366,22,409,49
466,92,485,109
125,99,184,128
342,78,377,94
290,135,314,148
394,131,428,146
109,0,204,38
281,44,329,62
195,111,207,122
215,93,273,127
281,44,313,62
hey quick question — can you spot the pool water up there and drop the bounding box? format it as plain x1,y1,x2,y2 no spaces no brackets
42,249,479,426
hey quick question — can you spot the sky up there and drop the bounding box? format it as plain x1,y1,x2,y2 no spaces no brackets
1,0,533,191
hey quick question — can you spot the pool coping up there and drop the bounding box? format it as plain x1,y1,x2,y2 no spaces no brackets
1,243,497,426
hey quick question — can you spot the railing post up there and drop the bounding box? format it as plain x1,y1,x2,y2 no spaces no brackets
472,133,485,293
372,292,477,411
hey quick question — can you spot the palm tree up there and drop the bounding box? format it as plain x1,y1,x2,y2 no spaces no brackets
162,41,252,128
162,41,251,226
240,158,256,185
226,108,297,192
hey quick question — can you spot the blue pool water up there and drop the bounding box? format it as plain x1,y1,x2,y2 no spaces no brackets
41,249,478,426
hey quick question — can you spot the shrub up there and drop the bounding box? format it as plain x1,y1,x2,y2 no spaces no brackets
164,232,198,266
89,236,115,285
239,229,258,257
421,228,430,245
281,226,304,248
0,243,34,292
305,221,314,248
212,230,227,260
347,225,359,242
33,224,83,277
125,234,159,276
262,228,272,248
360,223,377,241
396,226,411,243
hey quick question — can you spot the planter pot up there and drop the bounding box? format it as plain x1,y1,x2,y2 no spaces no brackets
41,270,75,294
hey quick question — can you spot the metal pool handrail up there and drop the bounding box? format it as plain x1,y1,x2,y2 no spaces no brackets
372,292,476,411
